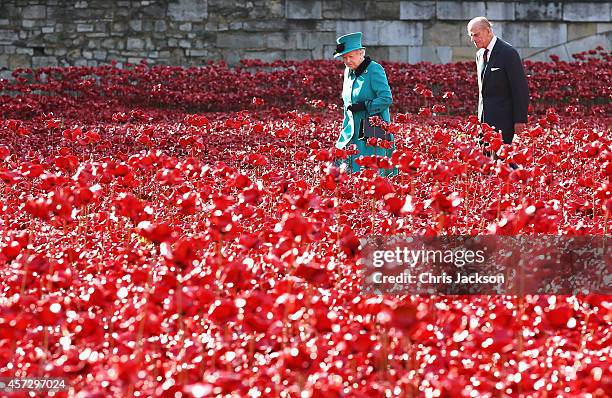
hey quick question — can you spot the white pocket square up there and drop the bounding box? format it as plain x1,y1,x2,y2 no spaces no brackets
491,67,501,71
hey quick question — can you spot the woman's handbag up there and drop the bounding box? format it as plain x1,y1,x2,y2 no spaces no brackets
359,112,392,142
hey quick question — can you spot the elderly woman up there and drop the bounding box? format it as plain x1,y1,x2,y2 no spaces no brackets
334,32,396,176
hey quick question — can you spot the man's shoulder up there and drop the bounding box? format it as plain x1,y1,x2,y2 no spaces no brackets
495,38,519,54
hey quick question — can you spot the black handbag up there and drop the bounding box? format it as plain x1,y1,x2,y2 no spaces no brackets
359,112,392,141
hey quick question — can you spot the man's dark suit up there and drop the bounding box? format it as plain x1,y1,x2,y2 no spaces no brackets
477,38,529,144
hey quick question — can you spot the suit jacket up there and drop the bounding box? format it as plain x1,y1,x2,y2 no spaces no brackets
337,59,392,149
477,38,529,143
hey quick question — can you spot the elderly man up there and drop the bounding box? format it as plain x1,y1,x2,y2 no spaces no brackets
467,17,529,145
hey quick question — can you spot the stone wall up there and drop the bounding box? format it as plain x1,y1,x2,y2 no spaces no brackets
0,0,610,71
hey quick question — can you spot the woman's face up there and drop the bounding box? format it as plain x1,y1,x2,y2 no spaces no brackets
341,49,365,70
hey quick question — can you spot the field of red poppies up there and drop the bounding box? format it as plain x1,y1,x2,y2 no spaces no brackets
0,48,611,397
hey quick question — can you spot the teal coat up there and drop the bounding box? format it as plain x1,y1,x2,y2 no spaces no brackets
337,59,393,149
336,59,396,176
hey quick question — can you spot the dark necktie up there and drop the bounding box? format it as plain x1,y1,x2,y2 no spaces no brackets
481,49,489,79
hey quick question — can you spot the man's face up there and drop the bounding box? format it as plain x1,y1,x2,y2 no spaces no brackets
468,24,492,49
341,49,364,70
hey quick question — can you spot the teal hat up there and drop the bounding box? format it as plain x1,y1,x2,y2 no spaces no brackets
334,32,365,58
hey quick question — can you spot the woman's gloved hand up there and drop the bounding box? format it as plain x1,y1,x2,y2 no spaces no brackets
347,102,366,112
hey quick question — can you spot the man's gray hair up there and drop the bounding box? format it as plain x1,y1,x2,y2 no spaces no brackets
468,16,493,30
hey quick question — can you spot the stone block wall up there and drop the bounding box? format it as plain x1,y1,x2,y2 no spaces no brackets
0,0,610,71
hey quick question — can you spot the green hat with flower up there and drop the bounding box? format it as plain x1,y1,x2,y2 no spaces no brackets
333,32,365,58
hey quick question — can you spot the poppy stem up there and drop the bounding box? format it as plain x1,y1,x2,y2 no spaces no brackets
248,335,255,365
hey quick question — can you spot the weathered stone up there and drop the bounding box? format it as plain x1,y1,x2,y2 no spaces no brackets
67,48,81,59
296,31,335,50
266,32,297,49
525,45,570,62
179,39,191,48
243,50,284,61
75,1,88,8
187,49,209,56
242,20,286,32
22,5,45,19
388,46,409,62
423,22,463,46
485,2,515,21
597,23,612,34
229,22,243,30
379,21,418,45
400,1,435,20
516,47,540,59
22,20,36,28
451,46,476,62
437,1,484,21
95,22,108,32
77,23,94,32
155,21,167,32
82,50,93,59
127,37,144,50
408,46,452,64
285,49,311,60
265,0,285,19
16,47,34,55
336,21,422,46
101,38,116,49
217,32,265,48
564,3,610,22
129,20,143,32
114,7,129,17
568,23,598,41
515,2,562,21
145,37,155,50
93,49,107,60
0,19,10,26
365,46,390,60
9,54,31,68
53,23,67,33
564,32,611,56
286,0,322,20
41,26,54,33
168,0,208,21
311,44,335,59
0,30,18,43
85,32,108,39
316,20,336,32
338,0,365,20
32,56,57,67
365,1,400,20
0,54,8,68
141,4,165,18
529,22,567,47
496,22,529,47
321,0,341,19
